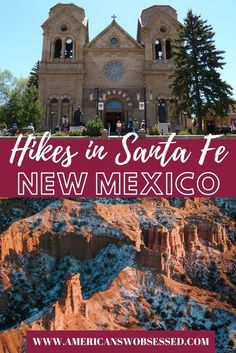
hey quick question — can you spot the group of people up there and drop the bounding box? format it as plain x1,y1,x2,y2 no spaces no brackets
0,122,35,136
54,106,84,133
114,117,146,136
53,113,71,133
59,115,70,133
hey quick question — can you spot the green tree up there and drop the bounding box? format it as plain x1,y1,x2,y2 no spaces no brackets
0,69,17,104
0,86,43,129
0,89,22,127
27,61,40,89
0,64,43,129
19,85,44,128
171,10,235,130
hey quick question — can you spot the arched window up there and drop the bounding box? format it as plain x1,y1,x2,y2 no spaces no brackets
61,98,70,118
106,100,123,111
166,40,172,59
65,38,73,59
154,40,163,60
54,39,62,58
49,98,59,129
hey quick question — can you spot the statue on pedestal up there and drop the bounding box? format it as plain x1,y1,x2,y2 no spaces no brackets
158,101,167,123
73,106,83,126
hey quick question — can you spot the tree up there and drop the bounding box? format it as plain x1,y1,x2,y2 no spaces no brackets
0,69,17,104
27,61,40,89
207,259,220,290
0,86,43,129
0,64,43,129
19,85,44,128
171,10,235,130
0,88,22,127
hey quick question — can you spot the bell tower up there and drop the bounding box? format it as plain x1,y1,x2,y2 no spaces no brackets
137,6,180,129
39,3,89,129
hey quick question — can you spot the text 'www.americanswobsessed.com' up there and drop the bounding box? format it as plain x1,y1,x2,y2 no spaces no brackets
32,336,210,347
27,331,215,353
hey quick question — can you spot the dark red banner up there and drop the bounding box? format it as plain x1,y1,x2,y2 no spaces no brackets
0,133,235,197
27,330,215,353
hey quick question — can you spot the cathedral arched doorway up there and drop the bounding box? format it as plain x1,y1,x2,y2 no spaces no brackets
105,99,124,133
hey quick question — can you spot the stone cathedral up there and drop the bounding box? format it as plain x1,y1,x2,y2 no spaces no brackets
39,3,188,131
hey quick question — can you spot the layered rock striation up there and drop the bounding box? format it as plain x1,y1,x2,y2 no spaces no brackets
0,197,235,353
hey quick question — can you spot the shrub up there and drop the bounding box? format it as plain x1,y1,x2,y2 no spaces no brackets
86,116,104,136
196,129,206,135
178,129,192,135
52,131,64,136
148,123,160,135
34,132,46,136
69,129,86,136
188,128,193,134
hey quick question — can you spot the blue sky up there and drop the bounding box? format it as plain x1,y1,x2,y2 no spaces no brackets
1,0,236,96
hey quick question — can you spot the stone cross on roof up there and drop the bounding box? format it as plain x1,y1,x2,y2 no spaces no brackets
111,14,117,21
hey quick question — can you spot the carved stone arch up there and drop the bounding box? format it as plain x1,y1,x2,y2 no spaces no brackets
63,33,75,41
105,89,132,106
104,92,133,133
48,95,61,102
60,95,72,101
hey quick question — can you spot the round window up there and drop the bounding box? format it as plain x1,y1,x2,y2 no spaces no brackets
103,61,125,81
160,25,167,33
110,37,119,46
60,24,68,32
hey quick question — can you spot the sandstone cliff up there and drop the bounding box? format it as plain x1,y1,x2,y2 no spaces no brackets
0,197,235,353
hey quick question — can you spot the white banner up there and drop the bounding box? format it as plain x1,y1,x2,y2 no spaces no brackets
98,102,104,111
139,102,145,110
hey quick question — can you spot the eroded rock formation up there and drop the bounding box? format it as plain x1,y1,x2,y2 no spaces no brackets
0,197,235,353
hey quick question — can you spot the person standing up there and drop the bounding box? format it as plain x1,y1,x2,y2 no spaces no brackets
64,116,70,133
27,123,35,133
221,121,228,135
108,122,111,136
116,120,122,137
140,119,146,130
121,120,125,135
61,116,66,131
127,116,133,133
133,119,139,134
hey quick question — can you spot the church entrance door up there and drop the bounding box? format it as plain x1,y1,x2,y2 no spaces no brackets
106,112,123,133
105,99,124,134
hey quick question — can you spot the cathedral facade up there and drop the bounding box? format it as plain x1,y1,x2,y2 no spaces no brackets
39,3,187,131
